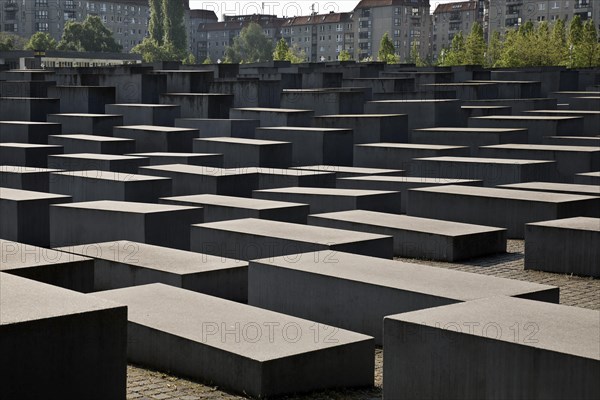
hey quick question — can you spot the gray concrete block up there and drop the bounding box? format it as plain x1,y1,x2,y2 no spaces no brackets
48,86,115,114
193,137,292,168
229,107,314,127
0,166,62,192
411,127,528,155
575,171,600,185
409,156,560,186
159,93,233,119
249,251,558,345
384,296,599,400
498,182,600,197
106,104,181,126
57,240,247,301
127,152,223,167
228,167,336,189
256,127,354,166
191,218,393,260
161,194,309,224
469,115,584,143
294,165,405,178
139,165,259,197
0,273,127,400
92,283,374,398
364,99,464,130
462,97,558,114
47,113,124,135
309,211,506,261
461,105,512,118
313,114,409,144
50,200,203,250
175,118,259,139
0,239,94,292
0,142,63,168
210,79,282,108
48,153,149,174
337,175,482,213
48,134,136,155
280,88,367,116
525,217,600,277
0,97,60,121
407,185,600,238
49,170,172,203
354,143,470,171
113,125,199,153
569,96,600,111
0,187,71,247
253,186,402,214
152,69,213,93
524,109,600,136
543,136,600,147
0,121,61,144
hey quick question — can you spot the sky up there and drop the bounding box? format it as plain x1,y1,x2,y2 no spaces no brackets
190,0,465,19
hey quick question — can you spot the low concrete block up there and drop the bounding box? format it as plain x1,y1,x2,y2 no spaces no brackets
0,273,127,400
294,165,405,178
49,134,136,155
525,217,600,277
230,107,314,127
543,136,600,147
280,88,368,116
364,99,464,130
229,167,336,189
193,137,292,168
159,93,233,118
411,127,528,155
313,114,409,144
93,283,374,398
354,143,470,171
50,200,203,250
0,166,61,192
575,171,600,185
113,125,199,153
106,104,181,126
0,142,63,168
0,121,61,144
0,97,60,121
191,218,393,260
499,182,600,197
57,240,247,301
469,115,584,143
47,113,124,135
249,251,558,344
48,85,116,114
175,118,259,139
253,186,402,214
384,296,599,399
48,153,149,174
127,152,223,167
309,211,506,261
524,109,600,136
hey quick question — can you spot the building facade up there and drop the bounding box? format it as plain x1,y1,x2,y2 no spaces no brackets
433,1,482,59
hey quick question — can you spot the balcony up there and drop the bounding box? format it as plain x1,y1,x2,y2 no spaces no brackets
4,2,18,11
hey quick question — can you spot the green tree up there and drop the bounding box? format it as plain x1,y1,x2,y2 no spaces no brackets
378,32,397,63
225,22,274,63
0,32,26,51
464,22,486,65
25,32,57,51
182,53,196,65
273,38,290,61
57,15,122,52
577,19,599,67
148,0,164,43
203,55,213,64
338,49,352,61
441,31,466,66
486,31,503,67
550,19,567,66
162,0,187,55
409,41,426,66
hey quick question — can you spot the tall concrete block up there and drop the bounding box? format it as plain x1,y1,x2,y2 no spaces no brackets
229,107,314,127
47,113,124,135
0,97,60,121
0,142,63,167
0,121,61,144
48,86,116,114
159,93,233,119
48,153,149,174
113,125,199,153
106,104,181,126
193,137,293,168
0,166,62,192
48,134,136,155
175,118,259,138
313,114,409,144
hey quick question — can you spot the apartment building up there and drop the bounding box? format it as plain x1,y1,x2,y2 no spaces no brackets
280,12,354,62
433,1,484,59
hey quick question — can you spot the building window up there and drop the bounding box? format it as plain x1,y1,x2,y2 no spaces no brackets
538,3,546,11
35,22,49,31
35,10,49,19
34,0,48,6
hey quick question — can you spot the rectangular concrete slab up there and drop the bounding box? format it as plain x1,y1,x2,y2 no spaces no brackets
1,239,94,292
253,186,402,214
161,194,309,223
113,125,199,153
0,165,62,192
193,137,293,168
0,273,127,400
407,185,600,238
384,296,599,399
575,171,600,185
48,153,149,174
229,107,314,127
411,127,529,155
106,104,181,126
127,152,223,167
364,99,464,130
499,181,600,197
228,167,336,189
469,115,584,143
47,113,124,135
0,142,63,168
0,121,61,144
159,93,233,119
249,251,558,344
294,165,405,178
308,211,506,261
525,217,600,277
354,143,470,170
313,114,409,144
49,134,136,155
175,118,259,139
56,240,248,301
92,283,374,398
191,218,393,260
50,200,203,250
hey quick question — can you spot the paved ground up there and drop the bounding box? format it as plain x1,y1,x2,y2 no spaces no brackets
127,240,599,400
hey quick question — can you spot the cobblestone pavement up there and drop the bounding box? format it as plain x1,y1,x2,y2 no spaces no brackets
127,240,599,400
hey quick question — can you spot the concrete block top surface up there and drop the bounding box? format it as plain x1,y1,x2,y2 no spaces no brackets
0,121,59,125
368,99,459,103
414,127,527,133
1,239,90,271
0,166,62,174
163,93,230,97
93,283,372,361
357,143,468,150
316,114,406,118
472,115,582,121
258,127,351,133
481,144,600,153
0,272,122,326
255,187,397,197
527,217,600,232
499,182,600,196
387,296,600,360
233,107,313,113
525,109,600,115
49,113,122,118
56,240,247,274
154,70,213,73
196,137,290,145
108,103,179,108
578,171,600,177
0,187,70,202
311,210,505,236
143,164,254,177
115,125,197,132
227,167,333,177
51,153,146,161
252,251,555,302
163,194,307,210
52,200,200,214
295,165,404,175
415,156,555,165
194,218,390,244
340,176,480,184
52,170,170,183
50,134,133,142
0,96,59,100
411,185,598,203
1,142,62,149
130,152,219,157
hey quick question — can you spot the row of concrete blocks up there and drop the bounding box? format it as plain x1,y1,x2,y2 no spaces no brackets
2,243,598,399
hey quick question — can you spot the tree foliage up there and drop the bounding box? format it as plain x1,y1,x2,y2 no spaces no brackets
378,32,398,63
0,32,26,51
148,0,164,43
439,31,465,66
273,38,289,61
25,32,57,51
162,0,187,54
225,22,273,63
465,22,486,65
273,38,306,63
338,49,352,61
57,15,121,52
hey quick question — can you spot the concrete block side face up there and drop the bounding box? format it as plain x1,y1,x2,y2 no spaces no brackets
323,132,353,166
127,322,262,397
218,174,259,197
0,200,19,242
144,208,203,251
332,236,394,259
0,307,127,400
181,267,248,303
93,259,182,292
8,259,95,293
451,231,508,262
259,205,310,224
356,192,402,214
123,179,172,203
383,318,600,400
